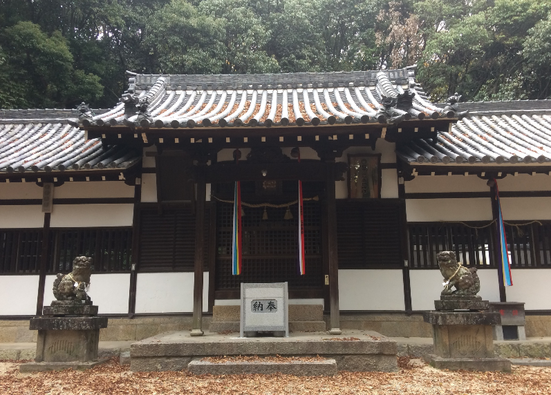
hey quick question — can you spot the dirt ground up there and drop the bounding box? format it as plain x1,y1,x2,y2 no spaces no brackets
1,358,550,395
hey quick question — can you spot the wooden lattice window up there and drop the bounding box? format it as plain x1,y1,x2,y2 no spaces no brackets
215,201,323,293
408,222,494,269
50,228,132,273
139,205,209,272
0,229,43,274
408,221,551,269
337,200,403,268
0,228,132,274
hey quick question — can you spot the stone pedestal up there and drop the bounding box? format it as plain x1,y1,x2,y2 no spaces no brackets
21,301,108,372
423,298,511,372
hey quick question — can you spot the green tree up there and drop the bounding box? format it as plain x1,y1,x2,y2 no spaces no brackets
0,21,102,108
418,0,551,101
198,0,280,73
145,0,226,74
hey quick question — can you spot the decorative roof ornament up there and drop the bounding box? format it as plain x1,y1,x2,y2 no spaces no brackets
396,89,416,110
122,92,139,119
77,102,94,120
441,93,469,119
376,96,407,124
136,97,153,127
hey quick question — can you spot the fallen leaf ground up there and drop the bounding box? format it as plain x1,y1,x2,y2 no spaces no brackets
1,358,550,395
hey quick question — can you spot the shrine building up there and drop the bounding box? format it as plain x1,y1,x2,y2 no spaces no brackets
1,68,551,337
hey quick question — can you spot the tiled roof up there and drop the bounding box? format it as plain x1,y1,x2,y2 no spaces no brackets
79,69,459,129
397,101,551,167
0,110,141,175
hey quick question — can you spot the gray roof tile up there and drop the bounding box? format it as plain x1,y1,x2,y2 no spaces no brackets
0,111,140,175
83,69,454,129
397,101,551,167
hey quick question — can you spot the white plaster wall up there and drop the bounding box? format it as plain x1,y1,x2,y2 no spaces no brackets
140,174,210,202
405,175,488,194
0,205,44,228
341,141,396,164
500,197,551,220
0,183,43,200
406,198,492,222
42,274,130,314
142,145,157,168
339,270,404,310
506,269,551,310
87,274,130,314
0,276,39,315
135,272,209,313
43,275,57,307
141,174,157,203
55,182,134,199
335,179,348,199
381,169,399,198
498,174,551,191
410,269,500,310
50,204,134,227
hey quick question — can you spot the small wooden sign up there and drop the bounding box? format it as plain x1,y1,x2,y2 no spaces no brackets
42,183,54,213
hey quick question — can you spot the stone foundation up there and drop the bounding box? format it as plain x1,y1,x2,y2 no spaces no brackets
2,314,551,343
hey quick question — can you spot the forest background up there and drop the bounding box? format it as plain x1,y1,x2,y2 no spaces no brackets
2,0,551,109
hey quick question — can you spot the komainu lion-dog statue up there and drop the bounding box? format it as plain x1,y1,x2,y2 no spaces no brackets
437,251,480,296
52,256,92,302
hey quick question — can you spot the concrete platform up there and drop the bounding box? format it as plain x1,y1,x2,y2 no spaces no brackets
188,358,338,376
130,330,398,373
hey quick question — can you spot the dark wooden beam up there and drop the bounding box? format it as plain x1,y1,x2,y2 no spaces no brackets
128,180,142,318
191,162,207,336
36,212,51,316
398,181,412,314
489,181,507,302
324,159,341,335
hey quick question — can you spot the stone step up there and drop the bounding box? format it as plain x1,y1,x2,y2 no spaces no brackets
130,331,398,372
188,357,338,376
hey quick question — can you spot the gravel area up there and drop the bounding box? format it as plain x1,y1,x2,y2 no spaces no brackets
1,357,550,394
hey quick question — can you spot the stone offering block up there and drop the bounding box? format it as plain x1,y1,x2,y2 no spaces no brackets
30,316,108,363
424,310,511,372
30,316,108,332
240,282,289,337
43,303,98,317
435,295,490,311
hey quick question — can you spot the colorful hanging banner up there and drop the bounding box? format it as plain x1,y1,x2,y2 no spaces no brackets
494,179,513,287
297,150,306,275
232,181,242,275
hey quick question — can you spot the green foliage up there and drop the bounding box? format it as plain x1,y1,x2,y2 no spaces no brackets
419,0,551,101
2,0,551,108
0,21,102,108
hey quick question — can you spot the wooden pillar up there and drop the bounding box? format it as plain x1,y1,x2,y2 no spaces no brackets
325,160,341,335
128,179,142,317
398,179,413,313
36,182,54,316
191,164,206,336
489,181,507,302
36,213,51,316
